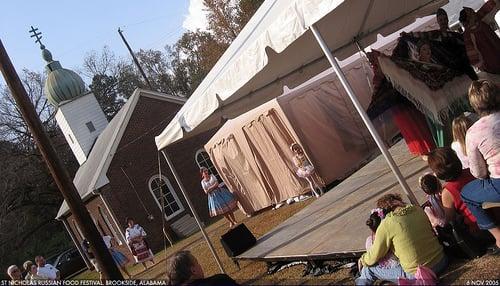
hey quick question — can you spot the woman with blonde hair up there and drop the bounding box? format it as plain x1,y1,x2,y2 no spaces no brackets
461,80,500,253
451,114,475,169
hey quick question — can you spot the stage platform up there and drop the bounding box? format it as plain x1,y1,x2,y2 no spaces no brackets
236,141,429,262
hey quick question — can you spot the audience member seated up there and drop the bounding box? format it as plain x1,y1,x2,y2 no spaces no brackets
356,194,447,285
427,147,479,232
165,250,239,286
419,173,447,229
365,208,400,269
459,1,500,74
451,114,476,169
461,80,500,253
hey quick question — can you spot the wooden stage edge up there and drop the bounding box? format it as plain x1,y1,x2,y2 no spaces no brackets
235,141,429,262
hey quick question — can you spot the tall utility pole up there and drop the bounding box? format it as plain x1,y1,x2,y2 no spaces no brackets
0,39,123,280
117,28,153,89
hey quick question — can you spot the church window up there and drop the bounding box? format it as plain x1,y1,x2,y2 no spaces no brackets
86,121,96,132
195,149,221,181
148,175,184,220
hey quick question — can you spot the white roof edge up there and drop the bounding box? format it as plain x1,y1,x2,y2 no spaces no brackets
136,89,187,104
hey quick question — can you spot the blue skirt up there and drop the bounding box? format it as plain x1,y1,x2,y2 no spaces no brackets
208,187,237,217
110,249,128,266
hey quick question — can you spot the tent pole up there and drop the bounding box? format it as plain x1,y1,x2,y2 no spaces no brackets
354,38,373,93
310,24,419,205
160,150,226,274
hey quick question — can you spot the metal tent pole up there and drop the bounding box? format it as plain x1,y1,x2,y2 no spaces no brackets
310,25,418,205
160,150,226,273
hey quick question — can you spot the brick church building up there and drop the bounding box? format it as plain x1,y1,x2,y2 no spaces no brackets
40,46,219,266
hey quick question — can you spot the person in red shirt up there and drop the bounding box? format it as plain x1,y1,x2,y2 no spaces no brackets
427,147,479,232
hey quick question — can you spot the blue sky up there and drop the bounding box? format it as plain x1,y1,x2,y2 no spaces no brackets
0,0,208,84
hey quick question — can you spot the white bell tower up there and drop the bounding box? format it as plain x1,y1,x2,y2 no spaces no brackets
41,46,108,165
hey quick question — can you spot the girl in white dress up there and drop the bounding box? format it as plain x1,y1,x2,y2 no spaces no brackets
290,143,324,198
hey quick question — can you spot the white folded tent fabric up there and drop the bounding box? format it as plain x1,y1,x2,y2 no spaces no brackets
155,0,448,150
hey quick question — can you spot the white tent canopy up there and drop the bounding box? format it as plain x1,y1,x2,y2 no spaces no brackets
155,0,450,150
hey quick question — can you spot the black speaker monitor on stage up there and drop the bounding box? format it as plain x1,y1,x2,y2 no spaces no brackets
220,223,256,257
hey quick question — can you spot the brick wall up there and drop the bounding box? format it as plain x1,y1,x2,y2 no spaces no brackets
63,195,132,261
64,93,222,255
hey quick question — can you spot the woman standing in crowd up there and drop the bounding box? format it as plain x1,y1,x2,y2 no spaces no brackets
461,80,500,253
125,217,155,270
459,1,500,74
22,261,33,279
356,193,447,285
200,167,238,228
6,265,22,280
27,264,43,280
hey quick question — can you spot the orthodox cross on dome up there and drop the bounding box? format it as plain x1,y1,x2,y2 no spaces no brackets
29,26,45,49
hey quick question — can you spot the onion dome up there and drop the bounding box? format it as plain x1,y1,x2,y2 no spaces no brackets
42,45,86,107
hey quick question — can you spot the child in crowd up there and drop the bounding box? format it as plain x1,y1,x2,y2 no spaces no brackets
419,173,447,229
451,114,475,169
365,208,400,269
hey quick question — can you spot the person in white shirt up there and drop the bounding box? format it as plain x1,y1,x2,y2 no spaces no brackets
125,218,154,270
451,113,476,169
35,255,59,280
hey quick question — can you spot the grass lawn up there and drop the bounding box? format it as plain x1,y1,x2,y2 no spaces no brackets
74,198,500,284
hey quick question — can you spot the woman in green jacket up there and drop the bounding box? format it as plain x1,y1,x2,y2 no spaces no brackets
356,193,448,285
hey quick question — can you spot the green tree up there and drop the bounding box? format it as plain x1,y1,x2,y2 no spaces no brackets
0,70,76,279
135,49,178,96
83,47,144,119
166,0,264,97
0,70,56,151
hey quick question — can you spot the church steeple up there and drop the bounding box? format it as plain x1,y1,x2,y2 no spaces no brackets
31,27,108,165
29,26,86,107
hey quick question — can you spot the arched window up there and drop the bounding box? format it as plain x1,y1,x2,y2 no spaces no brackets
72,219,84,241
195,149,221,181
98,206,123,245
148,175,184,220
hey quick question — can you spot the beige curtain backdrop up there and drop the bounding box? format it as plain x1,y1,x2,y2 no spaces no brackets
242,110,309,203
205,59,400,214
278,63,376,183
209,134,274,215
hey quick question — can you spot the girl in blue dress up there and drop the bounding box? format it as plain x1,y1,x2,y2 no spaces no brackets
200,167,238,228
